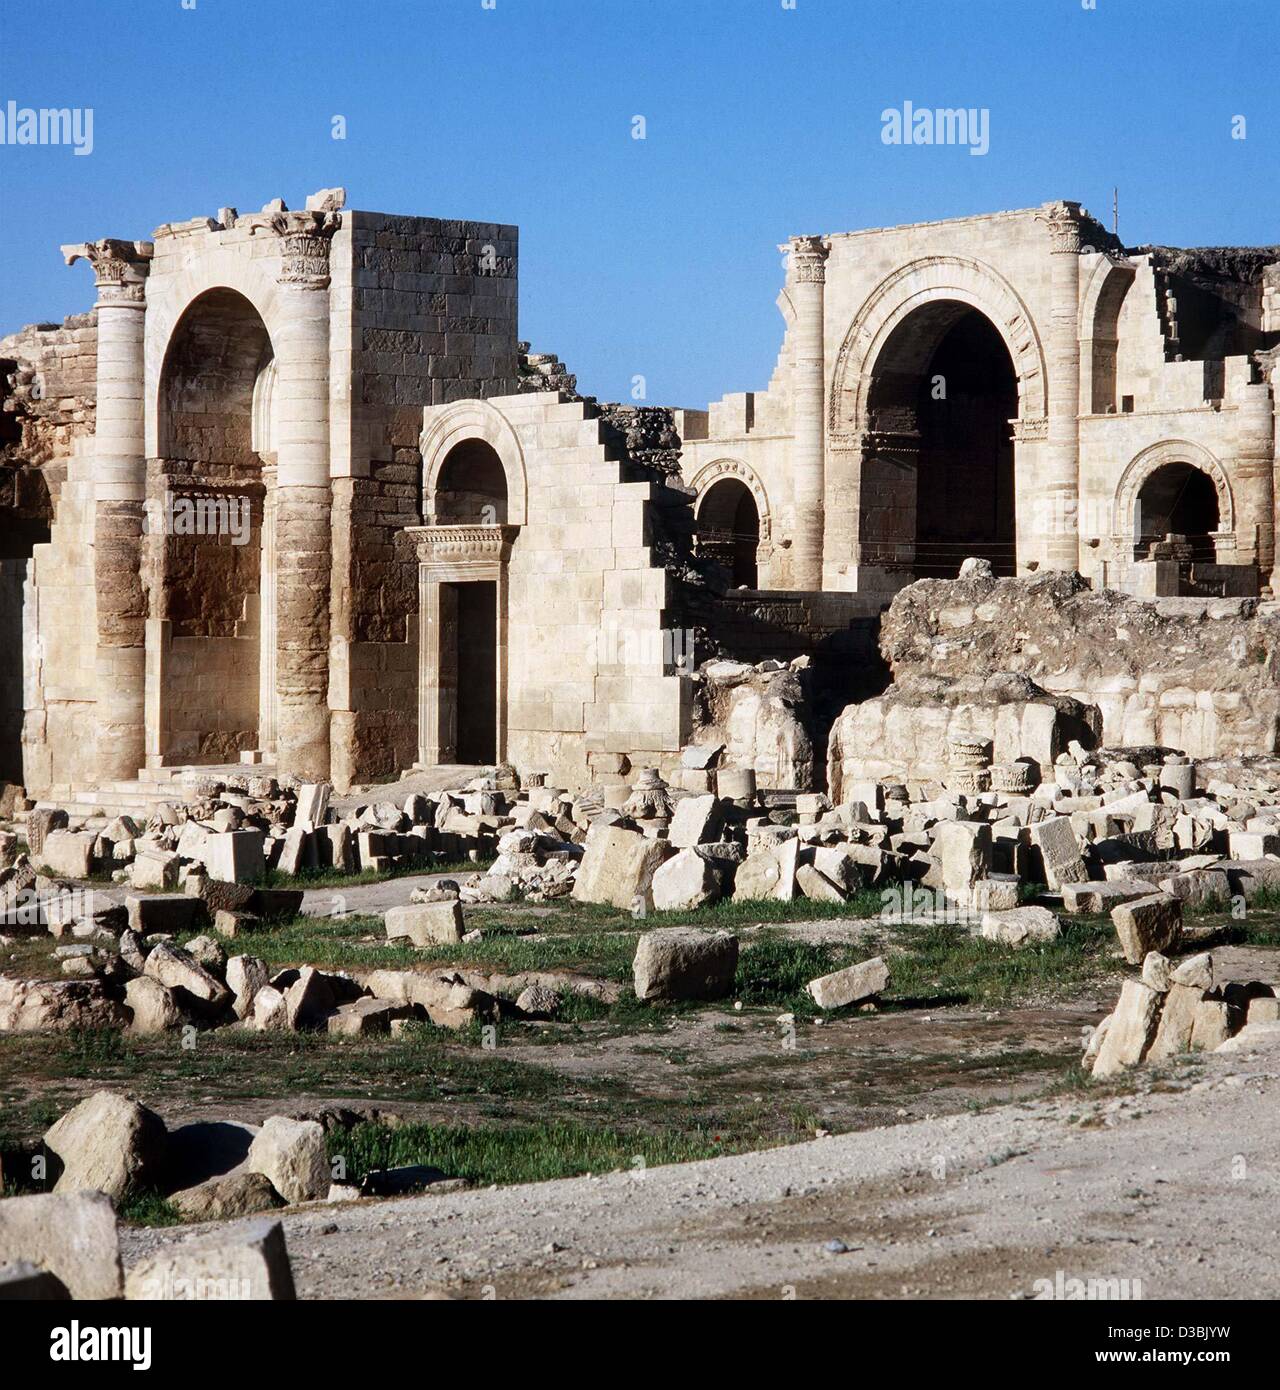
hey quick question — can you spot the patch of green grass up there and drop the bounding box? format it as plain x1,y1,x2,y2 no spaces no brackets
118,1191,182,1227
257,856,495,892
327,1116,766,1188
883,918,1123,1008
735,937,865,1015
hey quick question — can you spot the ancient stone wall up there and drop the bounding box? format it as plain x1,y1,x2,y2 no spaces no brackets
330,211,521,786
878,569,1280,759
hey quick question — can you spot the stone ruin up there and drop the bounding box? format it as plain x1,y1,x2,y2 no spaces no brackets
0,190,1273,819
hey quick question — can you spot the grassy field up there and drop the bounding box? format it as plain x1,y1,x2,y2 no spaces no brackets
4,881,1279,1221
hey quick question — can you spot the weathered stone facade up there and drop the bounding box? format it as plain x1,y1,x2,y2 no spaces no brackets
5,192,1277,800
679,201,1279,600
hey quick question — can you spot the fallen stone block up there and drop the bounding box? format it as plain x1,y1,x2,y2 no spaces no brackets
125,1218,296,1300
246,1118,328,1205
248,984,289,1032
1061,879,1152,915
732,838,799,902
38,830,95,880
1159,868,1230,908
934,821,992,892
1029,815,1087,889
144,940,231,1016
385,901,464,947
0,976,128,1032
283,966,338,1030
806,956,890,1009
980,905,1061,947
651,849,722,912
572,824,672,911
1147,982,1204,1060
326,998,400,1036
363,969,497,1030
1189,999,1234,1052
131,849,182,892
1170,951,1214,991
248,887,304,920
1092,979,1162,1077
795,862,847,904
1215,1019,1280,1054
26,807,68,857
126,894,200,937
0,1191,122,1298
201,830,265,885
170,1172,283,1222
668,794,723,849
1141,951,1172,992
632,927,738,1002
124,976,184,1035
44,1091,167,1202
1111,893,1182,966
226,955,269,1020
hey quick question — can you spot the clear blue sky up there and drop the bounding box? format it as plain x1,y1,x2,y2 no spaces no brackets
1,0,1275,407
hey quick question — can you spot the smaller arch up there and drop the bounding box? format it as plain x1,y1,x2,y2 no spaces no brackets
421,400,528,525
1113,440,1234,541
687,456,772,540
251,357,278,455
433,437,509,524
696,477,761,588
1079,254,1135,414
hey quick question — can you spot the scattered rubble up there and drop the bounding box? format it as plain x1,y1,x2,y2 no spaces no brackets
1087,950,1279,1077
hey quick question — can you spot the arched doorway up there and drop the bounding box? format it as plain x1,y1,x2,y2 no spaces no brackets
696,477,760,587
1133,461,1219,561
424,437,512,765
864,301,1018,578
154,288,272,763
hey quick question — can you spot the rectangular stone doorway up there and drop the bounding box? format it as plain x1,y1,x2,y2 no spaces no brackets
448,580,498,765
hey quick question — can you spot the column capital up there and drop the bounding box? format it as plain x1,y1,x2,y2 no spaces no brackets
259,209,341,288
1036,201,1085,255
61,238,153,304
785,234,829,284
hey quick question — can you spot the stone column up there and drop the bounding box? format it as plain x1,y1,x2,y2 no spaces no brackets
62,238,153,783
1038,202,1084,572
787,235,828,591
267,211,339,780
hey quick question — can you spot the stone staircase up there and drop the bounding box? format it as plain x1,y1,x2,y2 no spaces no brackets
40,762,279,821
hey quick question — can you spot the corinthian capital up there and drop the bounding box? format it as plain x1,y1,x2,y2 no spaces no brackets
788,235,829,284
262,209,342,288
61,238,153,303
1036,200,1084,255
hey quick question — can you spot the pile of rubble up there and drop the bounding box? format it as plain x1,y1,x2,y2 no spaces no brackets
1086,950,1280,1078
25,771,525,892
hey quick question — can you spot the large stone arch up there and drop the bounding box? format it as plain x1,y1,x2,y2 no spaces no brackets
421,399,528,526
1113,439,1234,539
829,255,1048,435
144,258,291,461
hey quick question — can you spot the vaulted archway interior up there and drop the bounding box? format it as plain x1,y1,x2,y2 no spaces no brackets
432,437,509,524
154,288,272,762
863,301,1018,578
696,477,760,588
1133,461,1219,561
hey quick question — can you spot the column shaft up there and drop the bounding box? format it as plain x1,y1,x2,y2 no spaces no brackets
788,236,828,591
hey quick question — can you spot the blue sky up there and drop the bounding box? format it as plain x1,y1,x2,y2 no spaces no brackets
1,0,1275,406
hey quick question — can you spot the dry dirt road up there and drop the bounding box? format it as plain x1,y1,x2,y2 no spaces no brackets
121,1036,1280,1301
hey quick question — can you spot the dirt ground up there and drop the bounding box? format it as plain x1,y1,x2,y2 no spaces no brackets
118,1034,1280,1300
